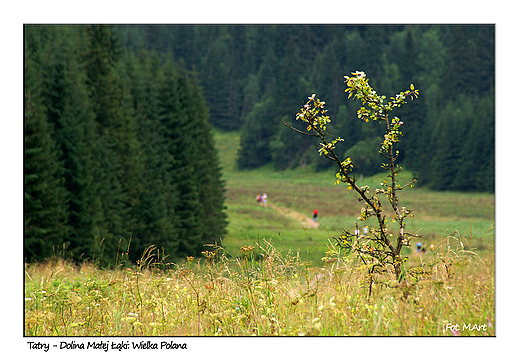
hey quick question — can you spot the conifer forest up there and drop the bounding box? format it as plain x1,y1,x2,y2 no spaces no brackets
24,24,494,265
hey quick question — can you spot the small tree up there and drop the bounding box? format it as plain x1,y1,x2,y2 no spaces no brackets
290,71,420,282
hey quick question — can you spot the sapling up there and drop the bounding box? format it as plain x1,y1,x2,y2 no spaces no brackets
290,71,420,282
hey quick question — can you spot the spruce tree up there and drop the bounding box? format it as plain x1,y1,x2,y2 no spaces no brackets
35,26,101,260
428,98,470,190
24,44,70,262
269,35,312,170
394,28,427,167
123,50,180,260
199,29,242,130
451,94,494,192
158,60,204,256
83,25,143,264
83,25,125,258
181,69,228,245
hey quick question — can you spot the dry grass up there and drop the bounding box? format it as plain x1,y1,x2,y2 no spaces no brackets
24,235,494,336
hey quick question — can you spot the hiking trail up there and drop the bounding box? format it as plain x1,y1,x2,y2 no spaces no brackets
269,203,320,229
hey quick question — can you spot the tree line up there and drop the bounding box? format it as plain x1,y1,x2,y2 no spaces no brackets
24,25,227,264
119,24,494,192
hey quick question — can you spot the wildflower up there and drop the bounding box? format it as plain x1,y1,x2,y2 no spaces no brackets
240,245,255,255
201,250,216,259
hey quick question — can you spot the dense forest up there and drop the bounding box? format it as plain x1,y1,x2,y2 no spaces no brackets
24,24,494,264
118,24,494,192
24,25,227,264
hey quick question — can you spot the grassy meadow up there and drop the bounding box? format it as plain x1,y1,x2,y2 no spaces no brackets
214,130,494,264
24,130,495,336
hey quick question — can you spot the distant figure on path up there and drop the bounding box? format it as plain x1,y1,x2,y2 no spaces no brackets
256,195,262,205
414,243,429,253
262,193,268,206
313,209,318,221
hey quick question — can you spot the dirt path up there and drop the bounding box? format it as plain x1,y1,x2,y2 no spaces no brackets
269,203,320,229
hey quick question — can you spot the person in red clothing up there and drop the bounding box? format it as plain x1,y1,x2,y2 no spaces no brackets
313,209,318,221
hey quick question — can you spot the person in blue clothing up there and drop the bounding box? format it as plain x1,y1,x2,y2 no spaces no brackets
415,242,427,253
261,193,268,206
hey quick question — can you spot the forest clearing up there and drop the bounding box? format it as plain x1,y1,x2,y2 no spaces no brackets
24,131,495,337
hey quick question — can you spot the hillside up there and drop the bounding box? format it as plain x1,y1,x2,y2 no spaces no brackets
119,24,495,192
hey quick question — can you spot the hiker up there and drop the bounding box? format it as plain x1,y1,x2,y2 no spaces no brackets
416,242,423,253
363,226,368,235
313,209,318,221
256,195,262,205
262,193,268,206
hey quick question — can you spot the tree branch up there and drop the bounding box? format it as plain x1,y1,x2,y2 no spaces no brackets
395,179,418,191
283,121,320,138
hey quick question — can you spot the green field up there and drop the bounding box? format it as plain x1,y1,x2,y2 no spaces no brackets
213,130,495,265
24,129,495,337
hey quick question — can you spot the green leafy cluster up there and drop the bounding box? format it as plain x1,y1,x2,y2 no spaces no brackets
295,71,420,281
